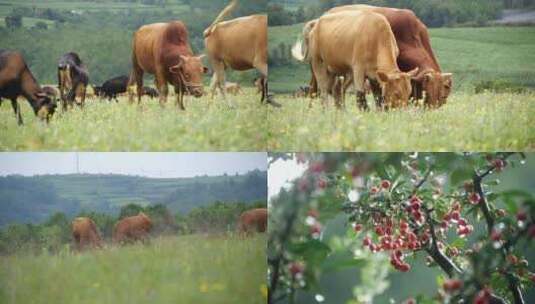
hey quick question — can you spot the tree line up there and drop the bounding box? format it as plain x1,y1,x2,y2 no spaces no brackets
269,0,509,27
0,200,266,255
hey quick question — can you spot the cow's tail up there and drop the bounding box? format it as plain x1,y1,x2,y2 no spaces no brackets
203,0,238,38
291,37,307,62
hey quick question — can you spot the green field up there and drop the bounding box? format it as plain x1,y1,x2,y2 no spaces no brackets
267,25,535,151
269,25,535,92
268,92,535,151
0,89,267,151
0,234,267,304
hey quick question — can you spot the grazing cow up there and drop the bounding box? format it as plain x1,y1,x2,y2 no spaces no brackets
41,86,60,103
293,11,418,109
129,21,207,110
324,5,452,108
72,217,103,251
204,1,276,106
0,50,57,125
113,212,152,244
93,85,102,97
142,86,159,98
238,208,267,234
57,52,89,110
99,75,129,102
225,82,243,95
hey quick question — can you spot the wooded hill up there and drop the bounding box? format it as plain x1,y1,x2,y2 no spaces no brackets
0,170,267,227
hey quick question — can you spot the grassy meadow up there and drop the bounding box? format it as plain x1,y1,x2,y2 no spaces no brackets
0,234,267,304
267,25,535,151
0,89,267,151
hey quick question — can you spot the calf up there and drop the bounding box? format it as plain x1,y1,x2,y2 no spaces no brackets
0,50,57,125
99,75,129,102
57,52,89,110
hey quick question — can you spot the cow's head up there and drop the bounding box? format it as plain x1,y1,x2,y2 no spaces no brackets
377,68,419,108
138,212,153,231
169,55,208,98
416,71,453,107
34,92,57,122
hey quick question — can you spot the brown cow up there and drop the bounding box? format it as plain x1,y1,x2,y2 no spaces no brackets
72,217,103,251
238,208,267,234
57,52,89,110
293,11,418,109
129,21,208,110
0,50,57,125
204,1,274,106
113,212,153,244
325,5,452,108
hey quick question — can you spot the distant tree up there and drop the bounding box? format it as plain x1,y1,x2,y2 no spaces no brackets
33,21,48,30
5,14,23,29
119,203,145,219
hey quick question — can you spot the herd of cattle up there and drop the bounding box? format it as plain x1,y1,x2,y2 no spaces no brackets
72,208,267,251
0,0,271,125
292,4,453,109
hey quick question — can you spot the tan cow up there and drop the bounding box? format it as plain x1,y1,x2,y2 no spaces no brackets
293,11,418,109
113,212,153,244
327,5,452,108
204,0,271,106
238,208,267,234
72,217,103,251
129,21,208,110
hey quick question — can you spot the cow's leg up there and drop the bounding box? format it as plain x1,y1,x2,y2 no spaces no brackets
209,73,218,99
174,85,185,110
312,59,332,107
10,98,23,125
79,83,86,108
352,69,369,111
369,79,383,110
155,76,168,107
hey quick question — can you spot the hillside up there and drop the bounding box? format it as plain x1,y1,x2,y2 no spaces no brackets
269,24,535,93
0,170,267,226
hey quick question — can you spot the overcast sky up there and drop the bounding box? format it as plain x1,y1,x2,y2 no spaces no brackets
0,153,266,178
268,157,306,201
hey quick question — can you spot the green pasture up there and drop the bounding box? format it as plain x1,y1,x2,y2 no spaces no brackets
0,89,267,151
0,234,267,304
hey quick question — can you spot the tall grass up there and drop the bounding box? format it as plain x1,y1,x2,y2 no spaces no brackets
0,89,267,151
267,92,535,151
0,234,267,304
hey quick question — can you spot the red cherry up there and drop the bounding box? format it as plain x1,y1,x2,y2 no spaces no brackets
517,211,527,221
458,218,468,226
370,186,379,194
410,196,421,205
375,226,385,236
469,192,481,205
289,262,305,276
493,159,505,172
507,254,519,265
473,288,491,304
310,222,322,236
381,180,391,190
490,229,501,241
317,179,327,189
443,279,463,292
353,223,363,233
385,226,393,235
310,162,324,173
363,236,371,247
403,298,416,304
451,211,461,221
397,263,411,272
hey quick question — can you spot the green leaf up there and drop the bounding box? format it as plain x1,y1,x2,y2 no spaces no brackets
450,238,466,248
321,251,365,272
288,240,331,266
450,167,473,186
